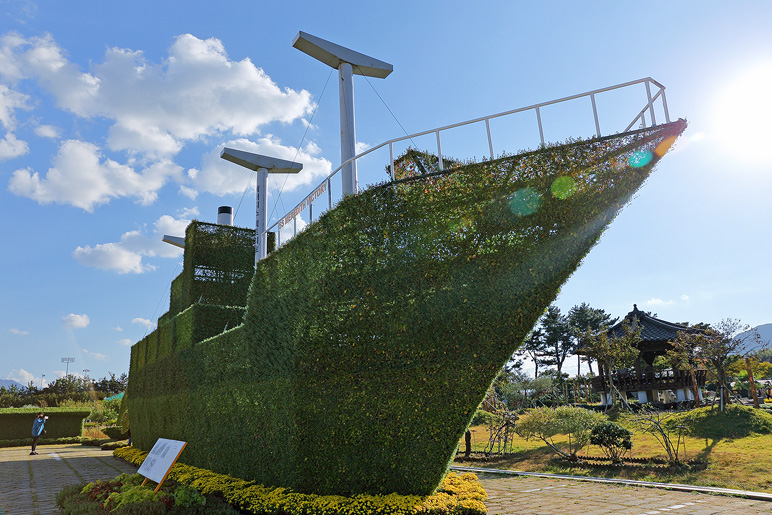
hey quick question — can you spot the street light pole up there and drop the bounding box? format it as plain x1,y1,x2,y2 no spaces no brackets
61,357,75,376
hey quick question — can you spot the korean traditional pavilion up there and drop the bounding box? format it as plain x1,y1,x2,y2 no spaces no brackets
587,305,707,405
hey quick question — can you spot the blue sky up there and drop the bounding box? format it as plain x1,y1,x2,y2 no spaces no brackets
1,1,771,386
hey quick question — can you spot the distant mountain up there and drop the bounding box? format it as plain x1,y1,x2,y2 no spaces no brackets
0,379,24,389
737,323,772,353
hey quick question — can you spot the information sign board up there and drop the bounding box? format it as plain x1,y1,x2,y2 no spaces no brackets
137,438,187,490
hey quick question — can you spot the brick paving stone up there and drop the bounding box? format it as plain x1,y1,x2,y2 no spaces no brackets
2,445,771,515
0,444,136,515
476,474,772,515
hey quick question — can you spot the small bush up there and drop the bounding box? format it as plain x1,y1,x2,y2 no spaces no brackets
469,409,495,427
81,437,112,447
101,440,129,450
590,422,632,462
102,426,127,440
515,405,606,459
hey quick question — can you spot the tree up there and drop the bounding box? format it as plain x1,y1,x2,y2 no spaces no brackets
535,306,573,374
668,318,767,409
517,328,549,378
580,322,641,406
631,406,687,464
567,303,618,376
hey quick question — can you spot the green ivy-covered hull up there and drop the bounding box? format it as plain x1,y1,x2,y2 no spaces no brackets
128,120,686,496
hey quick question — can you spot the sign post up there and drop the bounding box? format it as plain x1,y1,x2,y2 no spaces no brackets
137,438,188,493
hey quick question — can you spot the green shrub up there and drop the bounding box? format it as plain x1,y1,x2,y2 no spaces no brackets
469,409,496,427
128,122,687,495
590,421,633,462
669,405,772,439
0,436,83,448
81,438,112,447
101,440,129,450
515,405,606,459
103,426,127,440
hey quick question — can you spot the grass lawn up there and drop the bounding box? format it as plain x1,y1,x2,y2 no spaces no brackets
457,419,772,494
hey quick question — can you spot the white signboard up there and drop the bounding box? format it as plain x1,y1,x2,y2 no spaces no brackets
137,438,187,485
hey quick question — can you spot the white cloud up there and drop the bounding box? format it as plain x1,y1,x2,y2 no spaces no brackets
62,313,90,328
114,326,123,332
278,215,308,243
190,136,331,198
644,298,673,307
8,139,182,211
3,33,316,210
0,84,30,130
177,206,199,218
132,317,154,330
0,33,314,158
9,328,28,335
355,141,371,154
4,368,36,386
646,295,691,307
73,213,190,274
34,124,61,139
117,338,132,346
82,348,109,361
0,132,28,160
73,242,152,274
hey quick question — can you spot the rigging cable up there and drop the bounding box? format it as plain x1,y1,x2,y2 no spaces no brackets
267,67,335,225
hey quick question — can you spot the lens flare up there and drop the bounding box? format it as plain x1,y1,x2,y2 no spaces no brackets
628,149,654,168
550,177,576,199
654,136,677,157
508,188,542,216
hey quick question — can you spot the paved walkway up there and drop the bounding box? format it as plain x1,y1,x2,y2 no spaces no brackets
477,473,772,515
0,444,136,515
1,444,770,514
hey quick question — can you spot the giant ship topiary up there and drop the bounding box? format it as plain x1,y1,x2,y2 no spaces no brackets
127,114,686,496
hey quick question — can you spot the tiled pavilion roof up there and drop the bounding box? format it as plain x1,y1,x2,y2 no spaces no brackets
609,304,698,342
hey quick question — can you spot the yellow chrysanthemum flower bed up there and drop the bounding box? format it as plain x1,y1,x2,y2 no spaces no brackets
114,447,486,515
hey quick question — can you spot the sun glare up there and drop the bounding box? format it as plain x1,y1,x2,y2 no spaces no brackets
712,62,772,165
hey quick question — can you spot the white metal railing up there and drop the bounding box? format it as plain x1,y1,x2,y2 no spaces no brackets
269,77,670,247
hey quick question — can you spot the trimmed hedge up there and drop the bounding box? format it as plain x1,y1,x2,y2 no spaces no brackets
114,447,487,515
128,121,687,496
0,407,91,440
0,436,83,448
103,426,128,440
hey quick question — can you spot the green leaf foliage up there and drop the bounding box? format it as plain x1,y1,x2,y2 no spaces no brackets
0,407,91,440
128,121,687,496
